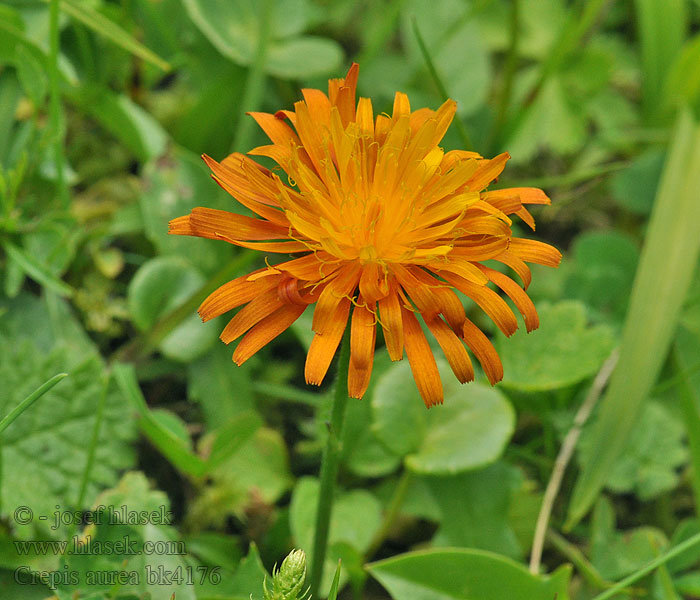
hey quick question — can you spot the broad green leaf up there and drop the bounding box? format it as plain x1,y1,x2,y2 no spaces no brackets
367,548,571,600
590,497,668,580
425,463,523,559
0,298,136,537
401,0,490,117
290,477,382,594
372,360,515,474
568,110,700,528
610,148,665,215
563,231,639,321
182,0,343,78
58,0,170,71
188,343,256,429
667,519,700,574
578,400,687,500
228,543,269,600
498,301,615,392
14,44,47,105
127,256,219,362
139,147,232,272
58,472,195,600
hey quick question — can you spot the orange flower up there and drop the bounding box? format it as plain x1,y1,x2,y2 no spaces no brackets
169,63,561,407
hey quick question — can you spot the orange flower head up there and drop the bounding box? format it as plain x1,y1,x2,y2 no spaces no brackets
169,63,561,407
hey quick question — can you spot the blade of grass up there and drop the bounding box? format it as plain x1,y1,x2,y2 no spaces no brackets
230,0,272,153
51,0,170,72
591,530,700,600
327,560,342,600
113,363,207,478
672,340,700,514
0,373,67,435
566,108,700,529
1,240,73,297
635,0,687,121
411,17,472,149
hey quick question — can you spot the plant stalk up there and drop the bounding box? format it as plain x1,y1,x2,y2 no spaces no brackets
309,331,351,599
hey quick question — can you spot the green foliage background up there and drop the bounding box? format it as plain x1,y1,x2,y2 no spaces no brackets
2,0,700,598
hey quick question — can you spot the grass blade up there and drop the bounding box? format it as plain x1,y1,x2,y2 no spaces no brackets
635,0,687,120
0,373,67,434
56,0,170,72
113,363,207,477
566,108,700,528
2,240,74,297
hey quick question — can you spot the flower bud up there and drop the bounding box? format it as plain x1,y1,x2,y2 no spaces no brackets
263,549,308,600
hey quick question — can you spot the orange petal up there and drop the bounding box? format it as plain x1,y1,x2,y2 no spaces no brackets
479,266,539,332
185,207,289,241
359,263,389,303
392,265,443,321
402,307,443,407
494,249,532,289
198,270,280,322
248,111,301,148
350,299,377,371
462,317,503,385
348,362,372,399
425,317,474,383
220,288,283,343
509,238,562,267
464,152,510,192
305,297,351,386
506,187,551,205
233,304,306,365
311,264,361,334
440,273,519,337
378,288,404,361
515,206,536,230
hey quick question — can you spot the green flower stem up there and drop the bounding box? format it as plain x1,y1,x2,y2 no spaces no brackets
309,331,351,599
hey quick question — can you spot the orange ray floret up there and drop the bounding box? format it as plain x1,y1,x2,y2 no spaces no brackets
169,63,561,407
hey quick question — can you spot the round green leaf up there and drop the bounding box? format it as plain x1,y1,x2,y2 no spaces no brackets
267,36,344,79
372,361,515,474
498,300,616,392
127,256,218,361
368,548,571,600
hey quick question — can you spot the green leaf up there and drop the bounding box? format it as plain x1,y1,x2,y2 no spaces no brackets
58,472,195,600
79,88,167,162
127,256,219,362
182,0,343,78
2,239,74,297
0,298,136,535
578,400,687,500
610,148,665,215
57,0,170,71
229,543,269,599
568,109,700,528
14,44,47,105
635,0,687,119
139,147,232,271
425,463,523,559
563,231,639,321
290,477,382,594
663,33,700,112
590,497,668,580
498,301,616,392
113,363,207,477
367,548,572,600
372,360,515,474
0,372,67,435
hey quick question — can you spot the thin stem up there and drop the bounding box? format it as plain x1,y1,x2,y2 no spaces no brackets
49,0,68,206
529,350,618,574
252,381,323,407
490,0,520,152
75,373,108,509
411,17,472,149
0,373,68,435
591,530,700,600
309,331,351,599
231,0,272,153
366,469,414,560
